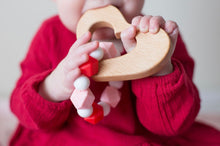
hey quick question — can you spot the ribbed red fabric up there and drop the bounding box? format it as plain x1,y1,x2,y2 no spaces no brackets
10,16,220,146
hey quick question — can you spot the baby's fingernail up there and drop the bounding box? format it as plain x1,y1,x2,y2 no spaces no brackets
140,25,148,32
149,27,157,33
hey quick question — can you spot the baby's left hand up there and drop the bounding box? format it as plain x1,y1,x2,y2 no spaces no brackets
121,15,179,76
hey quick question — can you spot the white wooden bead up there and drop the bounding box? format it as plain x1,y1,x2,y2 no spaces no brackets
73,75,90,90
109,81,124,89
90,47,104,61
98,101,111,116
77,107,93,118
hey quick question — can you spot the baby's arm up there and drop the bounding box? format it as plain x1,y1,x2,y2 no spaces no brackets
10,22,74,130
10,20,98,130
38,32,98,102
121,16,200,136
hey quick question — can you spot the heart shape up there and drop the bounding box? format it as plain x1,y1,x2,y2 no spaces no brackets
76,5,171,81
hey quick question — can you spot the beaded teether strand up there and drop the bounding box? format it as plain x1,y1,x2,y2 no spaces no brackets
70,46,123,124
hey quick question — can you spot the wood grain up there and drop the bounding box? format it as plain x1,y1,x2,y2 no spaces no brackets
76,5,171,81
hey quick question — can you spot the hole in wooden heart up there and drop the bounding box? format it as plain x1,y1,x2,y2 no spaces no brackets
91,26,137,57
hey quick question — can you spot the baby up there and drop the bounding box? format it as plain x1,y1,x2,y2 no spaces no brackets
10,0,220,145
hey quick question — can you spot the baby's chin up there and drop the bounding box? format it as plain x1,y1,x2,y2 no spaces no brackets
91,27,116,41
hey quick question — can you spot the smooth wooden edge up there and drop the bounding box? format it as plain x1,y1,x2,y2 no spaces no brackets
76,5,171,81
77,5,131,39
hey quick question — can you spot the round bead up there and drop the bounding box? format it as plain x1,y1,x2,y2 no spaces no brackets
73,75,90,90
77,107,93,118
98,101,111,116
90,47,104,61
109,81,124,89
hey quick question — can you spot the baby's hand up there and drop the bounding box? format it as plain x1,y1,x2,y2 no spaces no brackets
39,32,99,102
121,15,179,76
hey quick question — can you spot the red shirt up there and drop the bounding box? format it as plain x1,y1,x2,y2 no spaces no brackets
10,16,220,146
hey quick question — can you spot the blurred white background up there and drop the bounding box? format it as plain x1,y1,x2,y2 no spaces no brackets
0,0,220,145
0,0,220,125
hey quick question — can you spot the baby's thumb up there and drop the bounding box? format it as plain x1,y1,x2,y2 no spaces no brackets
120,26,137,52
168,28,179,55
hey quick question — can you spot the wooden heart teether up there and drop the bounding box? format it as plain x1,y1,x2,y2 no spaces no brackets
76,5,171,81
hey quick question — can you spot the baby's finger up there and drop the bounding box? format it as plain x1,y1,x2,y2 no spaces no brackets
72,31,92,49
120,26,137,52
65,40,99,73
76,41,99,55
63,54,88,71
165,21,179,54
149,16,165,33
68,31,93,56
139,15,152,33
164,20,178,35
65,68,81,88
169,28,179,53
68,40,98,59
131,16,142,29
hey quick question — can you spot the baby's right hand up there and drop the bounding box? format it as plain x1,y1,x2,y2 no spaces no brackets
39,32,99,102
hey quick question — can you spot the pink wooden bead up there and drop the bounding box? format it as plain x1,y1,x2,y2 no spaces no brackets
70,89,95,109
100,86,121,108
109,81,123,89
99,42,120,59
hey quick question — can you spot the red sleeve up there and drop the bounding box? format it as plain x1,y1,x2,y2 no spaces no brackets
132,34,200,136
10,20,72,130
